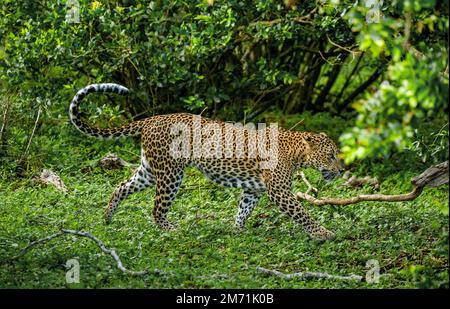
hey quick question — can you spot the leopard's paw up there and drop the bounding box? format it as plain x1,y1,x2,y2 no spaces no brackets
157,219,176,231
104,210,113,225
310,226,336,241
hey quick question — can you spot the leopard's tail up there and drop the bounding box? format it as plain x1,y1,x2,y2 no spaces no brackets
69,83,144,139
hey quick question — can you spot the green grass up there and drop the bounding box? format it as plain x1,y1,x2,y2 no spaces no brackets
0,164,448,288
0,114,448,288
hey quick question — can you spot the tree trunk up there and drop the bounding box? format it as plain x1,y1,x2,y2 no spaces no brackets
339,65,385,111
313,61,344,110
333,53,364,106
0,94,12,158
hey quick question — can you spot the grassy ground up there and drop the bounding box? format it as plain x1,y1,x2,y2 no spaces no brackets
0,115,448,289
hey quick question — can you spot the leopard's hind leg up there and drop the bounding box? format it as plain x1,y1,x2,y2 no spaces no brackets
152,165,184,230
235,190,262,229
104,165,155,224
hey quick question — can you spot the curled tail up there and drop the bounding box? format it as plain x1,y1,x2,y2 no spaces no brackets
69,83,144,139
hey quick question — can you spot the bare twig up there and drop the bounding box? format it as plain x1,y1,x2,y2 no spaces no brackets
318,49,334,65
13,230,66,259
256,266,363,281
250,16,313,26
199,106,208,116
21,107,41,161
288,119,304,131
13,229,231,280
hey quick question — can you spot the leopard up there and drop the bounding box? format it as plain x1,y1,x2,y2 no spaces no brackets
69,83,343,241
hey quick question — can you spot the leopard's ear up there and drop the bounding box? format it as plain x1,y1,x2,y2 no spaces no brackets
319,132,327,136
301,135,313,152
299,136,313,161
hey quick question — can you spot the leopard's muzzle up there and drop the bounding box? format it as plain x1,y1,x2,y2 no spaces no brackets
321,170,341,182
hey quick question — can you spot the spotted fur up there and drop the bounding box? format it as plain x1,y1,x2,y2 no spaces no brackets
70,83,343,241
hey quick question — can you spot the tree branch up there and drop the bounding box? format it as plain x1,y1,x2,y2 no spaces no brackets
340,65,385,110
249,8,317,27
326,35,361,59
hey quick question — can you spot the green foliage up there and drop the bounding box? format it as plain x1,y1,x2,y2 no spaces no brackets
340,52,448,163
1,0,448,168
340,0,449,163
410,123,449,164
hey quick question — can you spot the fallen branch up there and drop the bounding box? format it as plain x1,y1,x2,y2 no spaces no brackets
13,229,166,276
98,152,132,170
37,169,68,193
296,161,448,206
13,229,230,280
342,171,380,190
256,266,362,281
297,186,423,206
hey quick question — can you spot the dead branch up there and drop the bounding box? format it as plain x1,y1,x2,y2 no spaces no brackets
411,161,449,188
13,229,166,276
296,161,448,206
98,152,132,170
256,266,362,281
37,169,68,192
342,172,380,190
297,186,423,206
13,229,230,280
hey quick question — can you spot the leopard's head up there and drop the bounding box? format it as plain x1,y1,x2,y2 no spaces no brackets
301,132,343,182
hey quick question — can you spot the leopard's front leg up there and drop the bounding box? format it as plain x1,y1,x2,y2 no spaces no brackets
262,165,335,241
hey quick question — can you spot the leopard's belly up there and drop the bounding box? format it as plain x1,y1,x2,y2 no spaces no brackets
192,159,266,191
